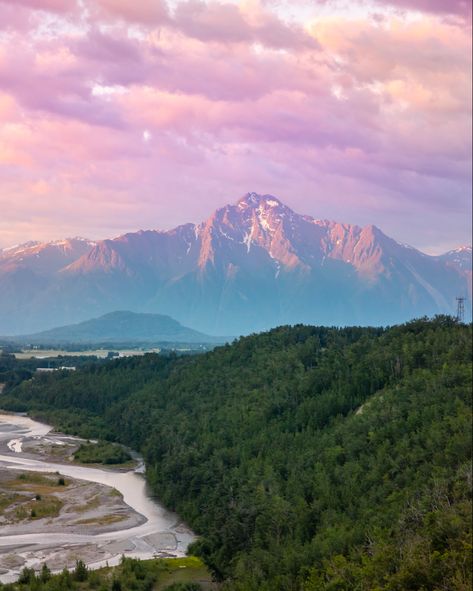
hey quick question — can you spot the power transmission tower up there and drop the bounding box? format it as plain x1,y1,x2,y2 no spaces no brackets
456,297,465,323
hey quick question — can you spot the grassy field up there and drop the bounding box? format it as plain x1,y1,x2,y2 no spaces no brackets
154,557,218,590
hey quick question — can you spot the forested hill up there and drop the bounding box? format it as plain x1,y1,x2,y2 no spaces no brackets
3,317,472,591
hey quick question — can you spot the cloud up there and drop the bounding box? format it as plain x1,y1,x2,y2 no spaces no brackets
173,0,318,49
89,0,168,25
0,0,75,13
0,0,470,252
376,0,472,18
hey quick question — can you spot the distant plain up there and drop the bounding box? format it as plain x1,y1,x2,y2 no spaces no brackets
14,349,160,359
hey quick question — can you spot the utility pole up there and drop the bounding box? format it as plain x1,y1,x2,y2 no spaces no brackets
456,297,465,323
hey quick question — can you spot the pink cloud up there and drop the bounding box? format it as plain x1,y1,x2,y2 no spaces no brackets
89,0,168,25
173,0,318,49
376,0,472,18
0,1,470,253
0,0,75,13
0,3,33,32
0,33,128,127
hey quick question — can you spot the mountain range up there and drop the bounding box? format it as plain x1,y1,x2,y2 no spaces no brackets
0,193,471,335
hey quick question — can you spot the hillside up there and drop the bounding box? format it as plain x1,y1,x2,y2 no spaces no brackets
2,317,472,590
0,194,471,335
9,311,224,346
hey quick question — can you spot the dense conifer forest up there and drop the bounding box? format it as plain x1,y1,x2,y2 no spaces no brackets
2,317,471,590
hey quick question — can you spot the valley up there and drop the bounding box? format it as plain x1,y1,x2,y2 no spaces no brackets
1,317,471,590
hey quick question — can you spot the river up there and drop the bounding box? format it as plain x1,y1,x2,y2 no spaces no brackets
0,413,195,583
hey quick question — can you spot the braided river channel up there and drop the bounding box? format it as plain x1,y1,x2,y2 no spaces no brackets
0,413,194,583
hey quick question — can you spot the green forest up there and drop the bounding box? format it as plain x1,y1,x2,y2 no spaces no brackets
1,317,471,590
0,352,103,392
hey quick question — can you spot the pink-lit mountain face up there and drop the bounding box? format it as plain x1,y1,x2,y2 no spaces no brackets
0,238,95,275
0,194,471,335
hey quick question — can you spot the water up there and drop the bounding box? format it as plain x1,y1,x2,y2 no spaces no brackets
0,413,194,582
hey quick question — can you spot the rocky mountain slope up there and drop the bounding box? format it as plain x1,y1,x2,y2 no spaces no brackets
0,194,470,334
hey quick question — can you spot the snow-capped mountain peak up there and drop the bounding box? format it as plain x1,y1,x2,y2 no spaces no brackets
0,237,96,275
438,245,472,273
237,192,282,209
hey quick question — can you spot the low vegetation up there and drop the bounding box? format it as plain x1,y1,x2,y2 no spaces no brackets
0,472,67,524
74,441,131,465
73,513,125,526
3,317,471,590
17,495,62,521
0,556,215,591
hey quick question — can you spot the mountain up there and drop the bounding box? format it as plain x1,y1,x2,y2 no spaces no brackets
0,194,471,334
0,238,95,274
438,245,472,276
9,311,223,345
0,238,97,335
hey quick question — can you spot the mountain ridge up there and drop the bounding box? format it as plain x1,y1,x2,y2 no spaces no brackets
0,193,471,334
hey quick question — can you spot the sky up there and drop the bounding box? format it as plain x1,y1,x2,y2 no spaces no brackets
0,0,471,254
